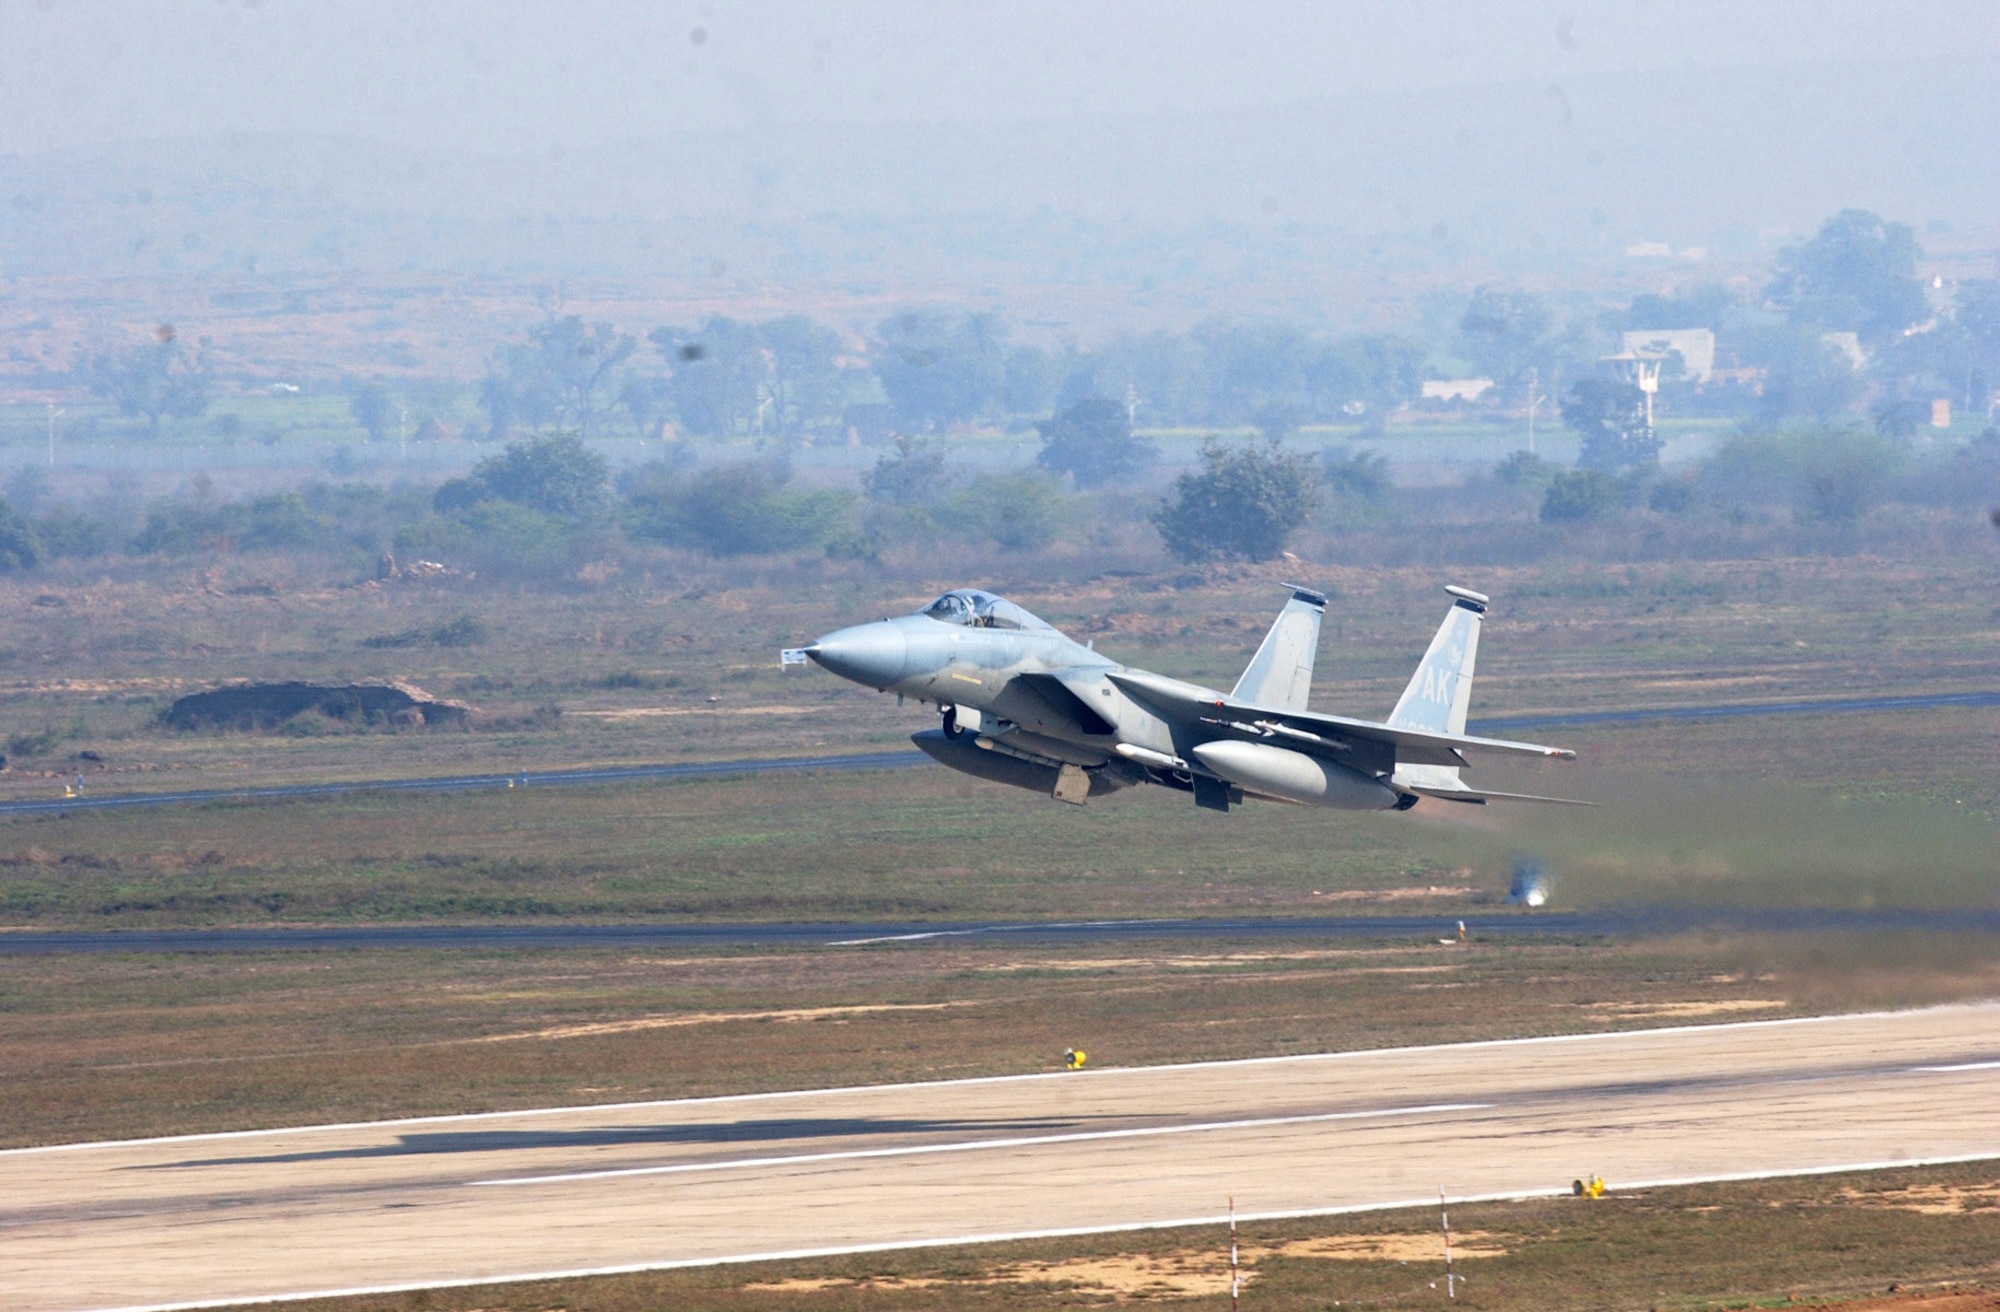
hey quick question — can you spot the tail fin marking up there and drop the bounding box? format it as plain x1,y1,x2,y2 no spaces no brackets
1387,591,1485,735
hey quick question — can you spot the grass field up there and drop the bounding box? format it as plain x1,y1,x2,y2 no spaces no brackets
0,549,1994,931
9,926,2000,1150
2,540,1996,1306
3,552,1995,802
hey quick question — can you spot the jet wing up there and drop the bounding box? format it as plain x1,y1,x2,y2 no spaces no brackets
1005,670,1118,737
1105,669,1575,767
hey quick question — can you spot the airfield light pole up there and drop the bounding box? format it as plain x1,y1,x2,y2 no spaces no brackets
1524,370,1540,456
47,405,63,469
1229,1197,1240,1312
1440,1186,1456,1299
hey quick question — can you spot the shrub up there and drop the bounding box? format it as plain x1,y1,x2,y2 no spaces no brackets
627,462,852,557
951,472,1065,551
1540,469,1621,523
1035,396,1155,490
1153,437,1320,563
1700,428,1907,520
32,508,115,559
1562,378,1660,474
0,497,42,571
1322,447,1390,502
1495,450,1557,488
437,433,610,519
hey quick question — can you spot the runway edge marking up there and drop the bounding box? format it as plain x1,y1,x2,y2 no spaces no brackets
9,1000,1996,1157
74,1151,2000,1312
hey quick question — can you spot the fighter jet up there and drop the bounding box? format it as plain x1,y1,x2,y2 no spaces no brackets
792,584,1583,812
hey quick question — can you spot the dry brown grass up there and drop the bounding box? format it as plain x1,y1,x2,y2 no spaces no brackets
8,932,2000,1150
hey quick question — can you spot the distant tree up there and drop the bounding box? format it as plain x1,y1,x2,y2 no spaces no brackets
1539,469,1621,523
0,496,42,572
1321,447,1390,502
626,461,850,557
1303,334,1425,418
348,380,393,442
535,317,634,439
618,372,676,440
863,435,948,506
81,332,210,436
1757,330,1863,424
1625,283,1736,330
436,433,610,520
1956,281,2000,410
759,315,848,439
1034,396,1155,490
1253,399,1300,442
1871,396,1930,437
1153,437,1320,563
1798,429,1906,522
1003,344,1061,417
650,317,767,437
1767,209,1927,345
1067,330,1205,424
1190,320,1313,424
479,317,634,441
1494,450,1557,488
953,472,1064,551
1459,288,1556,391
1561,378,1659,474
870,311,1007,430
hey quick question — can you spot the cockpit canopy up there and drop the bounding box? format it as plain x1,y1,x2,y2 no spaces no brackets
918,589,1053,631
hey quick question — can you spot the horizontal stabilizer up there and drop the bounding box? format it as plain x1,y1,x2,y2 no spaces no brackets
1106,667,1575,767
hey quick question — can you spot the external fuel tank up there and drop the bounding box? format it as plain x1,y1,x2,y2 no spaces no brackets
1190,740,1400,810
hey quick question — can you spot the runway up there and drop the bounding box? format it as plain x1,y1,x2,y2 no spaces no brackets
6,906,2000,956
4,1002,1997,1312
1,689,1991,819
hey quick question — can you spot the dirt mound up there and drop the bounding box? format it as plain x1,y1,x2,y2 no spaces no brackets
163,682,471,731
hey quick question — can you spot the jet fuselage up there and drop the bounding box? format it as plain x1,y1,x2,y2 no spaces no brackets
802,586,1578,812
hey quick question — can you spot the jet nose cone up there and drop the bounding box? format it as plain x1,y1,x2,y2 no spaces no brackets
808,622,908,689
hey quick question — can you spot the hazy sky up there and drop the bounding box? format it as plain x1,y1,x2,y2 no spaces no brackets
4,0,1996,156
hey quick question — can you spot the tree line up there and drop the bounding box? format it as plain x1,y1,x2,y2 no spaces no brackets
66,209,2000,451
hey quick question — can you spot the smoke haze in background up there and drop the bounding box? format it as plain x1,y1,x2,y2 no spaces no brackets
1,1,1995,287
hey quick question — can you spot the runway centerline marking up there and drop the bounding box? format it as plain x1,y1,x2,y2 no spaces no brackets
468,1101,1494,1188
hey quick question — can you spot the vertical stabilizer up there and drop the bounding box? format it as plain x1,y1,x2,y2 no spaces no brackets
1230,586,1326,712
1387,586,1486,735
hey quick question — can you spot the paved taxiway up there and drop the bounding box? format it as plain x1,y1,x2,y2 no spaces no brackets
7,906,2000,956
4,1003,1997,1312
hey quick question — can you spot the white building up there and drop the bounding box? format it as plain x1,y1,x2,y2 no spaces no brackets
1619,328,1716,384
1420,378,1495,403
